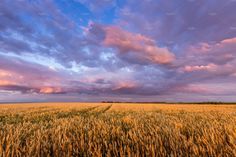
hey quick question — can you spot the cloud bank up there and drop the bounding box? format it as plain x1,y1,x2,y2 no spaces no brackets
0,0,236,102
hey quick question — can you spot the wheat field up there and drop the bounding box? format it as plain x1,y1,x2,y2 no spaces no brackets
0,103,236,157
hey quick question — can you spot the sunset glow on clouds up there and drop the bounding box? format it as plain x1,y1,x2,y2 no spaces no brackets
103,26,175,64
0,0,236,102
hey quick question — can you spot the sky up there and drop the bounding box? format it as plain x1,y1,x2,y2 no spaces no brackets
0,0,236,102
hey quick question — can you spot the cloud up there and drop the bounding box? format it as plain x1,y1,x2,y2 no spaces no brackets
0,0,90,68
0,54,138,96
221,37,236,44
184,37,236,67
0,54,67,94
1,0,236,102
117,0,236,46
183,63,217,72
102,26,175,64
39,87,65,94
111,81,138,94
112,81,137,90
0,84,35,94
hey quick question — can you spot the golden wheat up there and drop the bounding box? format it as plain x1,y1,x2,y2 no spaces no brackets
0,103,236,157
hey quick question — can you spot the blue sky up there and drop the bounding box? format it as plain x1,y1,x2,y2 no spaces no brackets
0,0,236,102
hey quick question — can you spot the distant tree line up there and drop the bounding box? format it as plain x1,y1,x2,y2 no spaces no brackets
101,101,236,105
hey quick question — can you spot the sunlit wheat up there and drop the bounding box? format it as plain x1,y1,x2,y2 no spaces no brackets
0,103,236,156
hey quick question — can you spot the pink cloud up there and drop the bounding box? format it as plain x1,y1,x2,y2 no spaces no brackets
187,37,236,56
103,26,175,64
0,56,68,94
188,43,211,54
181,37,236,76
179,83,236,95
220,37,236,44
0,70,13,77
39,87,64,94
0,70,23,86
0,80,14,86
112,81,137,91
174,84,209,94
184,63,217,72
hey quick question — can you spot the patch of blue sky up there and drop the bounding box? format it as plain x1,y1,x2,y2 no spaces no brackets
99,7,117,24
54,0,92,26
